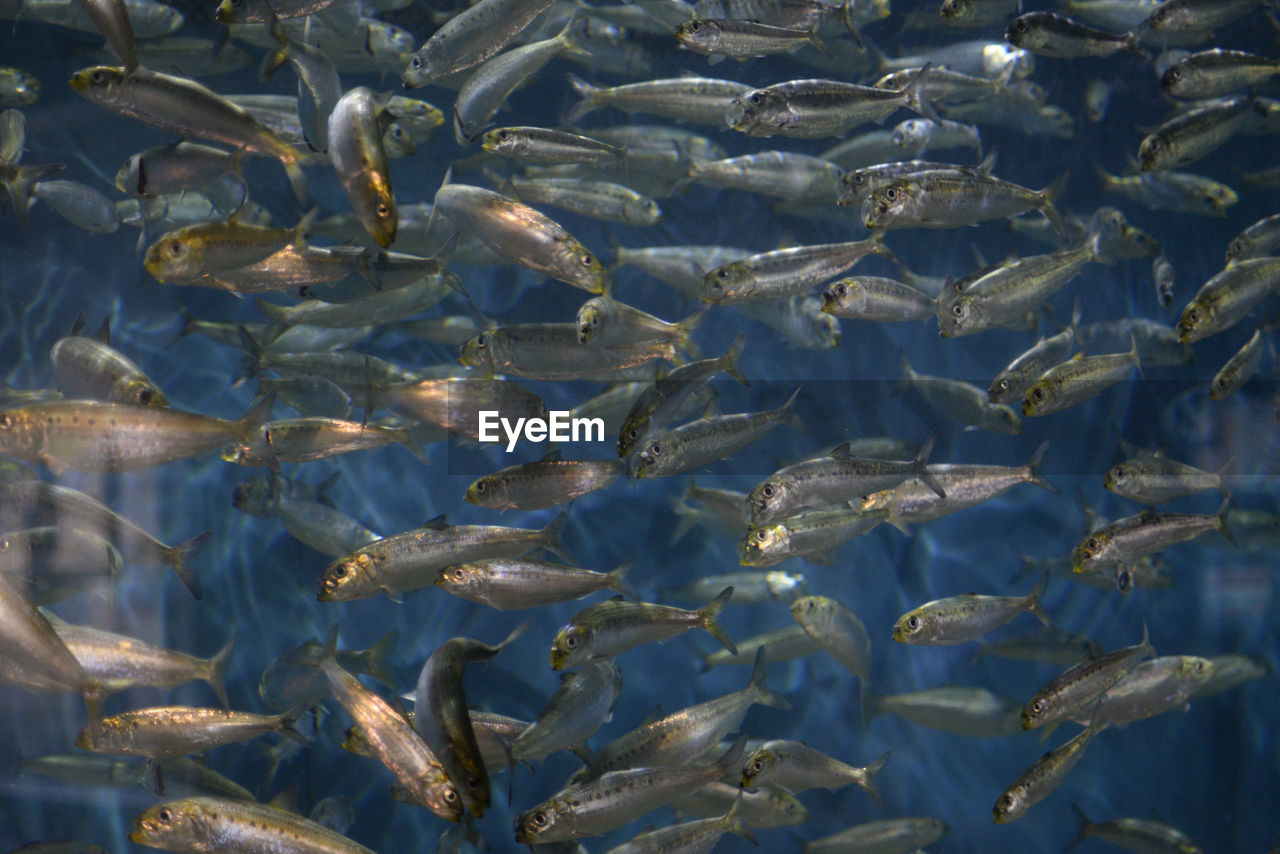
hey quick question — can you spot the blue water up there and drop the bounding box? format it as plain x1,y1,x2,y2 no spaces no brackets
0,1,1277,852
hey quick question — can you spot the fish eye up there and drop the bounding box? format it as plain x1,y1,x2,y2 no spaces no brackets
376,203,391,218
885,187,899,201
497,129,510,140
1012,18,1027,32
0,538,9,551
532,812,548,827
168,241,182,257
999,794,1015,809
580,254,594,267
649,443,661,455
762,484,774,497
907,615,920,630
564,634,577,648
475,481,486,493
951,303,964,316
755,530,767,541
474,334,487,348
157,808,173,822
751,759,763,771
1185,309,1199,324
411,56,421,68
90,69,106,84
835,283,848,296
1030,388,1044,401
748,92,764,105
0,414,10,429
1166,67,1181,82
688,20,700,29
1030,700,1043,714
443,788,459,803
334,565,347,577
136,388,153,404
627,429,638,441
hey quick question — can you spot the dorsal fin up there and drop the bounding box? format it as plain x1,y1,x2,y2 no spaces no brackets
91,317,110,345
67,311,86,338
828,441,852,460
423,514,448,529
541,449,564,463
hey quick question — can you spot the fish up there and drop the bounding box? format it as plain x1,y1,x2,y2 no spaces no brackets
460,322,674,381
992,720,1108,822
893,572,1051,646
414,623,525,816
433,176,607,293
577,297,702,350
887,442,1057,526
311,628,461,820
678,783,810,828
1176,257,1280,343
790,595,871,686
739,740,889,806
549,587,737,669
1071,805,1203,853
402,0,558,87
43,612,235,708
971,628,1102,665
258,630,397,712
674,18,832,64
617,333,749,459
317,511,571,601
804,817,949,853
989,328,1076,404
130,797,377,852
868,686,1024,737
328,87,396,247
514,736,748,843
575,647,788,778
1162,49,1280,98
436,557,637,610
1070,655,1213,726
725,66,937,138
1226,213,1280,262
0,481,210,598
1005,12,1148,58
820,276,937,322
77,705,307,758
1104,450,1230,504
69,67,307,200
632,388,801,477
747,431,944,525
1021,336,1141,417
899,353,1023,433
510,660,622,762
1021,625,1154,730
1138,97,1259,172
143,211,318,283
1072,503,1233,575
700,237,888,305
0,67,40,106
739,505,891,566
482,126,623,164
564,74,752,126
603,793,757,853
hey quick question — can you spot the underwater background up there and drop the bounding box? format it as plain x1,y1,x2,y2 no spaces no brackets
0,0,1277,849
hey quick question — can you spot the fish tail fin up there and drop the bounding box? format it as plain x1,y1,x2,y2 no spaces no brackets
1040,171,1072,244
4,161,64,230
748,647,790,710
674,304,708,357
1027,571,1052,628
1216,495,1236,545
606,557,640,599
906,62,940,122
164,530,212,599
1069,803,1092,850
699,586,737,654
292,206,318,252
253,298,289,324
1129,332,1143,380
540,510,577,564
283,157,308,205
360,628,400,687
396,428,431,464
235,392,278,470
277,702,312,746
259,8,292,81
206,631,236,709
778,386,803,430
564,74,600,124
914,429,946,499
1026,439,1057,493
725,792,758,845
860,751,890,809
232,325,264,386
808,28,834,60
669,502,697,544
1120,30,1151,61
1138,621,1154,658
719,332,750,386
713,732,749,776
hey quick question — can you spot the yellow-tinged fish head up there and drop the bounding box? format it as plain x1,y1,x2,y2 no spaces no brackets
577,302,605,344
939,0,969,21
144,231,206,283
1103,463,1130,493
68,67,128,105
1070,531,1110,573
992,786,1027,823
725,89,782,135
424,773,464,822
551,235,608,294
1020,379,1053,416
940,295,974,337
459,332,496,369
1020,695,1049,729
1176,300,1207,343
1137,135,1168,173
464,476,503,507
317,551,376,601
214,0,248,24
515,799,571,844
892,609,932,643
633,433,681,479
481,128,523,157
739,525,789,567
701,263,752,304
113,377,168,408
740,745,779,788
549,623,591,670
863,181,911,230
436,564,482,595
748,476,797,524
132,800,205,847
76,717,127,753
790,595,833,632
